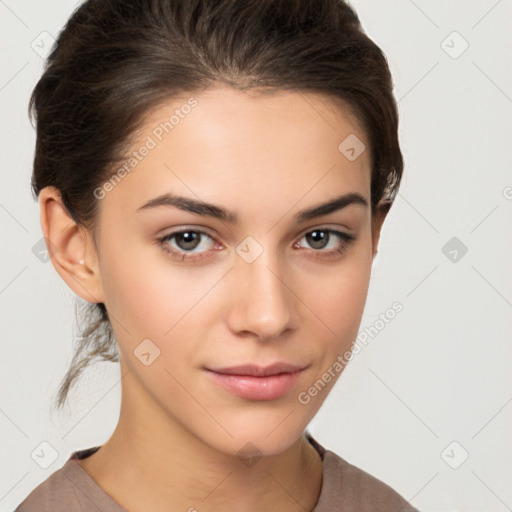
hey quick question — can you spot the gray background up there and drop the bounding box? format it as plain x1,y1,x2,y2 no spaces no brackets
1,1,511,510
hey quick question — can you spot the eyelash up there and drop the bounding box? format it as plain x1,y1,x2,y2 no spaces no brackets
157,227,356,263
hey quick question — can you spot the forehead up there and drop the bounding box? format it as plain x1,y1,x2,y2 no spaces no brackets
146,86,365,141
98,86,371,219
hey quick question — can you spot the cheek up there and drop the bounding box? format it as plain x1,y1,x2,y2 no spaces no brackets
328,262,370,323
102,261,203,336
98,238,226,360
97,233,178,337
301,241,373,348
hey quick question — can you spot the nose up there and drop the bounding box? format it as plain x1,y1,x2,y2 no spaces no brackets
226,245,297,341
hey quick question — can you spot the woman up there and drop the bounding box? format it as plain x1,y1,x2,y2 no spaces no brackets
15,0,419,510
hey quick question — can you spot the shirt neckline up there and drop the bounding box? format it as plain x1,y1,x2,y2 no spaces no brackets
64,431,338,512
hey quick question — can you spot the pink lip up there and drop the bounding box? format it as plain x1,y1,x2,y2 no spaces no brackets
204,363,308,401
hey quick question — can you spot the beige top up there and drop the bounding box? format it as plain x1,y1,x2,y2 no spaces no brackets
15,433,420,511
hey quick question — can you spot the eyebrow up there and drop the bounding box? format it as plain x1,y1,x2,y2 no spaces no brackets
136,191,368,224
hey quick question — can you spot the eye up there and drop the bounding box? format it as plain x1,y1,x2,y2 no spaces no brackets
157,227,356,263
294,228,356,260
158,229,217,262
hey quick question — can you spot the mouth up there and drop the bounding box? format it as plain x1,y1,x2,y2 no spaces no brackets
203,363,309,401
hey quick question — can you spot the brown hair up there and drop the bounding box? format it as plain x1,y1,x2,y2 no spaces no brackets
30,0,403,412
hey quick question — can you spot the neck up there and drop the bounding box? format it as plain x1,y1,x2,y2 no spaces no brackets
77,372,323,512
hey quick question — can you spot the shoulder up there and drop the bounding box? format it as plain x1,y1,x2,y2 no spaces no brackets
307,434,420,512
325,450,420,511
14,462,79,512
14,447,110,512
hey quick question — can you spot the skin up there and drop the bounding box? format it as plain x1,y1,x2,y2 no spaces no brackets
39,86,389,512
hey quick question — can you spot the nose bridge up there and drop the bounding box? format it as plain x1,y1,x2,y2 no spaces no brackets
230,236,294,338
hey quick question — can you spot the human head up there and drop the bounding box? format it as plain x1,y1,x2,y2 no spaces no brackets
31,0,403,449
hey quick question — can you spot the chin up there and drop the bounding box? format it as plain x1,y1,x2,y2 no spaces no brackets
196,416,310,460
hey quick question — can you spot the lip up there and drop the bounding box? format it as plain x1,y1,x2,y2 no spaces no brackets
208,362,307,377
204,363,308,401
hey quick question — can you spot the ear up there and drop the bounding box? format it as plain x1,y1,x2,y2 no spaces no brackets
38,186,105,304
371,199,391,259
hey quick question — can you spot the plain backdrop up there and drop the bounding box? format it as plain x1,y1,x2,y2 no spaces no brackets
1,1,511,511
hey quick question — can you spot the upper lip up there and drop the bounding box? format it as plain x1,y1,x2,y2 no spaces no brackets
207,363,307,377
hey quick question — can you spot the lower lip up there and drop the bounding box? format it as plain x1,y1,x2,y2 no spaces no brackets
204,369,305,401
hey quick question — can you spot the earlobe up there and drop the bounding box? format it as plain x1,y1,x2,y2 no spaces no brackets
38,186,104,304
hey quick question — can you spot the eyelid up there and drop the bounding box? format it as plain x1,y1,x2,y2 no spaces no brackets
157,225,218,245
296,223,354,239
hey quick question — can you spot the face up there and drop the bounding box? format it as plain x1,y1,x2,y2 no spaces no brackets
64,87,385,457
